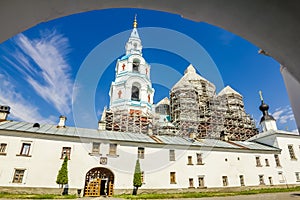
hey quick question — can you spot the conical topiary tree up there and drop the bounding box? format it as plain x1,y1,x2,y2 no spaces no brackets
56,156,69,194
132,159,142,195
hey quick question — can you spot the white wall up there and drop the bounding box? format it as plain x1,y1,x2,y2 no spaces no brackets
275,136,300,184
1,132,300,191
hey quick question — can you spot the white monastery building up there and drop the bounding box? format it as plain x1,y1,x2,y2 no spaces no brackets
1,17,300,197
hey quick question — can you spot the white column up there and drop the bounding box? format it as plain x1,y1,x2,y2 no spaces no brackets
280,65,300,133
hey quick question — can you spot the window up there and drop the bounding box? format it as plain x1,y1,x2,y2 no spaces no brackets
278,172,285,183
0,143,7,155
259,175,265,185
189,178,194,188
138,147,145,159
288,145,297,160
222,176,228,186
61,147,71,159
131,85,140,101
295,172,300,182
239,175,245,186
92,142,100,154
170,172,176,184
268,177,273,185
255,156,262,167
12,169,25,183
198,176,205,188
169,150,175,161
197,153,203,165
274,154,281,167
187,156,193,165
132,59,140,73
265,159,270,166
109,144,117,156
19,143,31,156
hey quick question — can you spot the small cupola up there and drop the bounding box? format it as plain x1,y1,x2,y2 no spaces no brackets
0,105,10,122
259,91,277,132
57,115,67,128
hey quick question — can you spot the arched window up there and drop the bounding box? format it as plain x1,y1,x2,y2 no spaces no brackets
131,85,140,101
132,58,140,73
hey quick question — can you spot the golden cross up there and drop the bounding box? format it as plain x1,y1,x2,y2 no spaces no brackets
133,14,138,28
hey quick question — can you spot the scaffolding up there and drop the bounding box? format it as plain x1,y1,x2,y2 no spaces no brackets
169,67,258,141
103,99,179,136
104,109,153,134
150,97,179,136
221,93,258,140
103,65,258,141
170,88,200,136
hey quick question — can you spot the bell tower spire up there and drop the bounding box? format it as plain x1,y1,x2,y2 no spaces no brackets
125,15,142,56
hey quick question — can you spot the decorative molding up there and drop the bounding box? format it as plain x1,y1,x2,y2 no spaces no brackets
100,157,107,165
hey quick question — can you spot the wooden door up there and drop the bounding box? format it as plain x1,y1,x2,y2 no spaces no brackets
84,178,101,197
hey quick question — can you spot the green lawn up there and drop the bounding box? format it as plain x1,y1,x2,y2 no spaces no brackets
115,186,300,199
1,186,300,199
0,193,77,199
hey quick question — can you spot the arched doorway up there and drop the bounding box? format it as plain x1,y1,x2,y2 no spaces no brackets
84,167,114,197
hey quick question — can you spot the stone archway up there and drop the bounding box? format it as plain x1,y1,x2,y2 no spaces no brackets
84,167,114,197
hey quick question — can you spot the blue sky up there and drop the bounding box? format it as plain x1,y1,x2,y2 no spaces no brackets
0,8,297,132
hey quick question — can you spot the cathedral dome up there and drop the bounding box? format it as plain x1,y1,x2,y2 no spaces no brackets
218,86,242,97
171,64,215,91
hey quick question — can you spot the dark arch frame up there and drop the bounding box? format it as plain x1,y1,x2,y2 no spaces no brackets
84,167,114,197
131,85,140,101
0,1,299,130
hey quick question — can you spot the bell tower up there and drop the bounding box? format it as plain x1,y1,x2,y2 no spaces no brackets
109,15,155,115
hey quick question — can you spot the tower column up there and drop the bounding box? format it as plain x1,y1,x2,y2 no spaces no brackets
102,16,155,134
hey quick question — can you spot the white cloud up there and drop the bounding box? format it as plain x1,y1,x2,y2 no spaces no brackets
272,105,295,124
7,30,73,114
0,73,55,124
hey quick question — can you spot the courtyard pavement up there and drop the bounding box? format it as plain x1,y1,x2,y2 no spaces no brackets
77,192,300,200
178,192,300,200
1,192,300,200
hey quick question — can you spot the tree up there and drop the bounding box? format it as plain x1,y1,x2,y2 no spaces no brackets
132,159,142,195
56,156,69,195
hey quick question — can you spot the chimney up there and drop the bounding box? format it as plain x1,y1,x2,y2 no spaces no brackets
57,115,67,128
0,105,10,121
